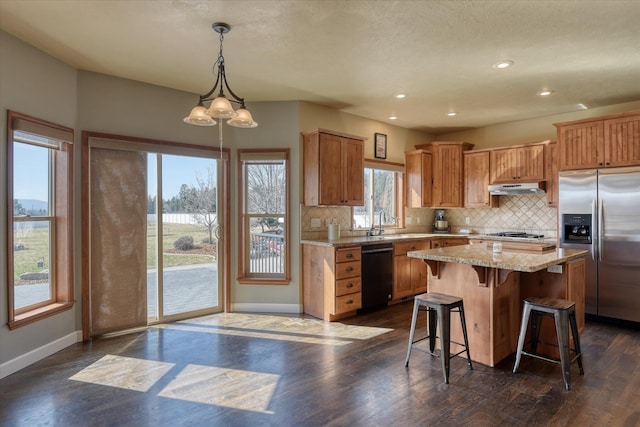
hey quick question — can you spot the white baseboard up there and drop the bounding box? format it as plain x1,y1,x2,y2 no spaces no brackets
0,330,82,379
231,303,302,314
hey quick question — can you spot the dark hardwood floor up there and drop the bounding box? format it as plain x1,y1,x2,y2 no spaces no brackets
1,301,639,426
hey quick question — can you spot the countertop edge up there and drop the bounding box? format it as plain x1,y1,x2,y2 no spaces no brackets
406,248,588,273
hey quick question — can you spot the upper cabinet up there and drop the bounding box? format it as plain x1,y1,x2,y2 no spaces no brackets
464,151,499,208
555,111,640,170
405,149,432,208
414,141,473,208
544,141,558,207
490,144,545,183
302,129,365,206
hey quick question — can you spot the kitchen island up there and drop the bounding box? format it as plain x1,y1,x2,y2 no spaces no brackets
407,244,588,366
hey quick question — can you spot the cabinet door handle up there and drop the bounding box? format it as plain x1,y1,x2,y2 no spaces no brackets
346,267,353,272
410,246,416,250
346,283,353,288
346,253,353,258
346,300,353,305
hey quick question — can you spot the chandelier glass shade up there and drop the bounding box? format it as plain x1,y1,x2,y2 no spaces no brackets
183,22,257,130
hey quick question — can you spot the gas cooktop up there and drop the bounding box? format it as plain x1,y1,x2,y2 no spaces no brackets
487,232,545,239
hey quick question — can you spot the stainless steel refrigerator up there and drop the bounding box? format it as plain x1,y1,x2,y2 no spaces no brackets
558,166,640,323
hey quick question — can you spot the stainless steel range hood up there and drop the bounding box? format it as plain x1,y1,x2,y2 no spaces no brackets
487,182,546,195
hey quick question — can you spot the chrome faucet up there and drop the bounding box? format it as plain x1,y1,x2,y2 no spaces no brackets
378,211,385,235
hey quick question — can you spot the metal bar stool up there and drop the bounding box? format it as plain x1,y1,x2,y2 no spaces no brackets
513,296,584,390
405,292,473,383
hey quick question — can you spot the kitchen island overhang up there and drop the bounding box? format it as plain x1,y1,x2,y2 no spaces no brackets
407,245,588,367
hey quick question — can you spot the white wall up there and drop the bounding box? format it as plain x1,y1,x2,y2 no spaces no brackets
0,31,79,368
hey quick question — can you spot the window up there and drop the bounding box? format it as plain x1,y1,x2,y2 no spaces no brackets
238,150,289,283
353,162,404,230
7,111,74,329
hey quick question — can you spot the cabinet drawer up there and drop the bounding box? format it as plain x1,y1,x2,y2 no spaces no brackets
394,240,431,256
335,260,361,279
334,292,362,314
336,247,361,263
336,277,361,297
431,238,468,248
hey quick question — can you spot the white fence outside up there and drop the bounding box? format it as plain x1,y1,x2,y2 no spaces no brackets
147,213,217,225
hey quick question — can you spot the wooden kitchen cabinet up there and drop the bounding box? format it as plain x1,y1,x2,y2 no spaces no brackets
405,149,432,207
430,238,469,249
302,129,365,206
415,141,473,207
392,240,431,300
555,111,640,170
303,245,362,321
464,150,499,208
490,144,545,183
544,141,558,207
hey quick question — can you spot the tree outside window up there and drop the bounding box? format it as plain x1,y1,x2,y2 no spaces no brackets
238,150,289,283
354,166,402,230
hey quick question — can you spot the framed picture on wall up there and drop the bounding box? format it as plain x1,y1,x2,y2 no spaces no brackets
374,133,387,159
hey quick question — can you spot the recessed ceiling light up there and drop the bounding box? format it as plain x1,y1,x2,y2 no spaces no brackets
537,90,555,96
493,60,514,69
394,93,407,99
448,112,457,117
389,115,397,120
577,103,589,110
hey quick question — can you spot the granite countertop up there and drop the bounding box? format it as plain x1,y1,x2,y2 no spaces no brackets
300,233,556,247
406,245,588,273
300,233,470,247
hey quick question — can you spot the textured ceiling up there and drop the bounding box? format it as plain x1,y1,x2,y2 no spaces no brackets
1,0,639,133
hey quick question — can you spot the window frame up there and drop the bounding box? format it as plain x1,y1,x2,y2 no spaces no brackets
237,149,290,284
6,111,74,330
353,160,405,231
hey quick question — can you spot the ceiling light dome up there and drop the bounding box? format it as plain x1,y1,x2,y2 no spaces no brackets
537,89,555,96
227,108,258,128
206,96,237,118
493,60,514,69
184,105,217,126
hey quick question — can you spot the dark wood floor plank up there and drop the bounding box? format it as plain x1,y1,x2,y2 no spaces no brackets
1,301,639,426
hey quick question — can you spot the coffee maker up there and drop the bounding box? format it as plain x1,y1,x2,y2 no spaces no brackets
433,209,449,233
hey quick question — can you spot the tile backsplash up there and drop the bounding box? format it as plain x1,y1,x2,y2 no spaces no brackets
300,194,557,240
445,195,557,238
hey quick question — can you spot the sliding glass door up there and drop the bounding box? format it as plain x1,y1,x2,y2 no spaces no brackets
85,136,225,337
149,154,220,321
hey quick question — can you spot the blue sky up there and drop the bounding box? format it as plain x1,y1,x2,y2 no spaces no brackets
14,144,217,202
148,154,217,198
13,143,48,201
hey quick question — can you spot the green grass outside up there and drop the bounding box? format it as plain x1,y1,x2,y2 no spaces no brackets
148,222,215,268
12,222,215,280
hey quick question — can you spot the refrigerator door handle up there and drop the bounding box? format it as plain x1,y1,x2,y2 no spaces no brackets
598,199,604,262
591,199,597,261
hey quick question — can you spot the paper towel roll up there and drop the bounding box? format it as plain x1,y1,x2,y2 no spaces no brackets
328,224,341,240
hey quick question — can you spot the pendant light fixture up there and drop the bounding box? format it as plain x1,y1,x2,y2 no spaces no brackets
183,22,257,154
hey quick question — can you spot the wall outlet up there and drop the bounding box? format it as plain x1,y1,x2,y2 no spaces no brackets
406,217,412,225
310,218,321,228
465,217,471,225
417,217,421,224
325,218,330,227
547,265,563,274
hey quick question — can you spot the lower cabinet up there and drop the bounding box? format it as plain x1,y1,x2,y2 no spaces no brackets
393,240,431,300
430,238,469,248
303,244,362,321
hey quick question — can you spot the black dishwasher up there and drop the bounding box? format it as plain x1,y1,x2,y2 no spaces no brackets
359,243,393,311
